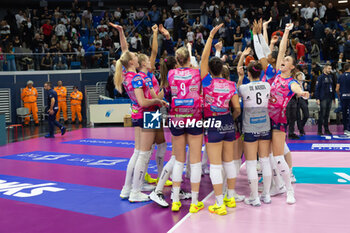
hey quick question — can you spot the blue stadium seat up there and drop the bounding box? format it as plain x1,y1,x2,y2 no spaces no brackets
71,62,81,69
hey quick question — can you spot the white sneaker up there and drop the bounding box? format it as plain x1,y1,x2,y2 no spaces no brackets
286,190,296,204
244,196,261,207
120,186,131,199
141,183,156,192
260,193,271,204
270,185,286,197
150,191,169,207
291,173,297,183
129,191,150,202
344,130,350,136
233,193,245,202
171,189,191,200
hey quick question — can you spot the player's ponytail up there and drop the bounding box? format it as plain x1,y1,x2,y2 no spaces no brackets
114,51,134,93
160,56,176,88
247,62,263,80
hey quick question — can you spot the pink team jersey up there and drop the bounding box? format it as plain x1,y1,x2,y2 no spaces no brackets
123,70,151,119
139,71,159,111
168,68,202,120
268,72,297,123
202,73,237,118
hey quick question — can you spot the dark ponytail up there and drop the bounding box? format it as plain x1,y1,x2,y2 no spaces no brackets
247,62,263,80
160,56,176,88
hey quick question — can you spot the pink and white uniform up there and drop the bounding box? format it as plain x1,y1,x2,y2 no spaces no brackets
168,68,203,121
202,74,237,118
139,71,159,111
123,70,153,119
268,71,297,124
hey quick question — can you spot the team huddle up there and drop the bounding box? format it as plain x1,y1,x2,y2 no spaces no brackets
111,18,309,216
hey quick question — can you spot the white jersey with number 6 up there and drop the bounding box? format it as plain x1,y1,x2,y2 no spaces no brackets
238,81,271,133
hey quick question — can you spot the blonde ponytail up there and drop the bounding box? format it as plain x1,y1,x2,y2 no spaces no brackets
114,51,135,93
114,60,123,93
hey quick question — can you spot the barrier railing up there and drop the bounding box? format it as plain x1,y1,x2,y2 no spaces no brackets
0,51,110,71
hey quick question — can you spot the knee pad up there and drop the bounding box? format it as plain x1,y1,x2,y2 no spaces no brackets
223,161,237,179
172,160,184,182
209,164,223,185
190,162,202,183
284,143,290,155
246,160,258,180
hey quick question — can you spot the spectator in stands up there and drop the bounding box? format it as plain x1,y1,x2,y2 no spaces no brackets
53,52,68,70
66,43,75,68
13,36,22,48
318,2,327,22
59,36,69,52
149,5,161,24
41,20,53,44
0,46,4,71
200,1,209,26
344,35,350,62
325,3,339,29
164,12,174,36
212,12,223,27
233,26,243,55
310,39,320,64
82,9,92,29
315,64,335,135
130,32,141,52
295,38,306,61
41,52,52,70
312,18,325,44
172,2,182,15
304,2,318,25
55,20,67,39
76,45,85,68
5,43,16,71
323,28,337,61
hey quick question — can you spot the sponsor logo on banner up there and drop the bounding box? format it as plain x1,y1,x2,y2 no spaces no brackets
0,151,159,173
311,144,350,150
0,174,149,218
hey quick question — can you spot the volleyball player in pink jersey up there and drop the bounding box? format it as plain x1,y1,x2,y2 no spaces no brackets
168,46,204,213
110,23,166,203
137,25,169,186
200,24,241,215
268,23,309,204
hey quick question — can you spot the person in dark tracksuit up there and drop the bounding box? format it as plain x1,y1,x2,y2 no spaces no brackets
287,95,299,139
315,65,336,135
44,82,66,138
336,63,350,135
296,72,309,136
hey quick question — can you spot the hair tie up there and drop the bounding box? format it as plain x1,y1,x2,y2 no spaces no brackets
164,58,167,62
252,66,259,72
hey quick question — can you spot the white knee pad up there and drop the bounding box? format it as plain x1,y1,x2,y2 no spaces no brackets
190,162,202,183
275,155,290,175
223,161,237,179
246,160,258,180
139,150,152,165
209,164,223,185
172,160,184,182
284,143,290,155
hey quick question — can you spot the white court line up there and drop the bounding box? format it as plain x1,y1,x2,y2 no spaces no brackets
167,162,246,233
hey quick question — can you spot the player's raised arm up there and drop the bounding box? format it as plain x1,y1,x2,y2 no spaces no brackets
201,23,223,79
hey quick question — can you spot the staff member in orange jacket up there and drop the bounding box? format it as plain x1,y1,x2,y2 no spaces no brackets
54,81,68,123
70,86,83,123
21,80,39,126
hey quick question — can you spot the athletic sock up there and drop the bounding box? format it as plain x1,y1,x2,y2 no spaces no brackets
172,186,180,203
123,149,140,188
155,142,167,176
155,155,175,193
233,159,241,177
269,153,284,188
144,144,156,176
191,191,199,205
275,155,293,191
172,160,184,203
227,189,236,199
216,194,224,206
260,157,272,195
131,150,152,192
246,160,258,199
